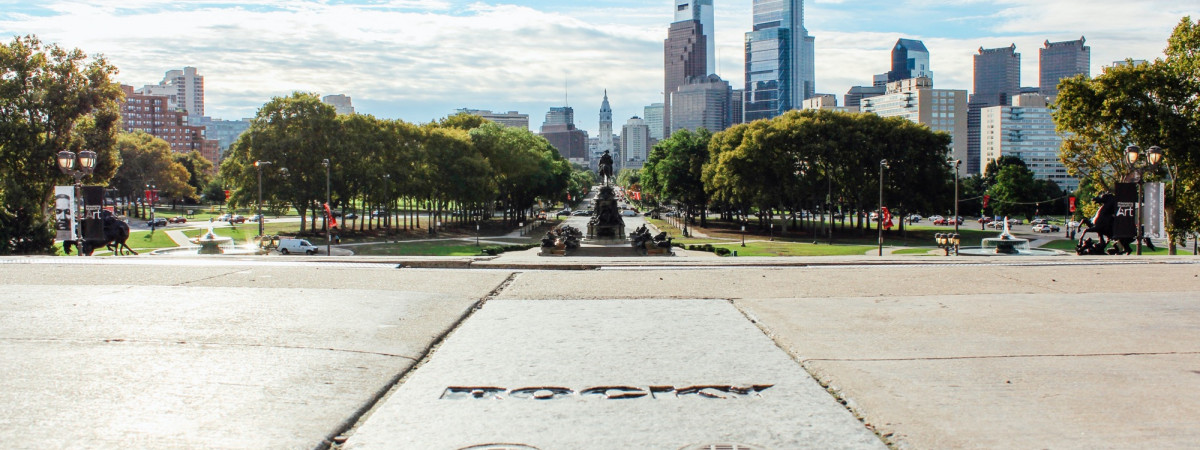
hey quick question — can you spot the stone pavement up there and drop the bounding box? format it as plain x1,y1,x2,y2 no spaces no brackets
1,255,1198,449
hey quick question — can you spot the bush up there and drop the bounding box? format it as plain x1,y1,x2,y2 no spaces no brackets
481,243,538,256
713,247,732,256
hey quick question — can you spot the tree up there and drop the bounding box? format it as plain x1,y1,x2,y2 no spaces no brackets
110,132,193,214
643,128,711,227
172,150,214,203
1054,16,1200,252
0,36,122,254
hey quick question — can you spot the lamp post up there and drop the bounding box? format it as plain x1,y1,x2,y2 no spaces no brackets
56,150,97,247
145,183,157,230
254,160,272,237
323,158,330,256
383,173,391,233
741,222,746,247
1124,145,1164,255
878,159,888,256
949,158,961,254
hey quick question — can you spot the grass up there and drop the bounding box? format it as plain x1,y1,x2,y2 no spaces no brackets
893,248,938,255
708,241,877,257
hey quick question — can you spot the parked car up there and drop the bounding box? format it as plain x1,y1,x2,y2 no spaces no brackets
1067,220,1080,229
1032,223,1061,233
557,208,571,216
621,210,638,217
146,217,168,227
344,212,358,220
229,215,247,224
572,210,591,216
276,238,318,255
977,217,994,224
168,216,187,224
249,214,265,223
216,213,231,221
1030,218,1049,225
929,215,945,223
907,214,922,223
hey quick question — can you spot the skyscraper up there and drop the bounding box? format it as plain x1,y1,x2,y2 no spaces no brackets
889,39,933,83
674,0,715,73
665,20,708,139
1039,37,1090,99
644,103,665,141
322,94,355,115
598,91,614,161
967,44,1021,174
670,75,733,135
162,67,204,122
621,116,651,169
539,106,589,164
744,0,816,122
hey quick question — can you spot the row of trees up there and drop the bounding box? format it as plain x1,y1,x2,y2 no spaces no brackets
219,93,590,234
1055,17,1200,252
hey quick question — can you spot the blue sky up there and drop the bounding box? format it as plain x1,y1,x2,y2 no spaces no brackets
1,0,1195,135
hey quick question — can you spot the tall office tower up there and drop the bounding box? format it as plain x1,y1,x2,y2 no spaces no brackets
665,20,708,138
621,116,651,170
599,91,614,157
730,89,744,125
670,75,733,135
744,0,816,122
322,94,355,115
967,44,1021,174
1039,37,1090,99
889,39,933,82
674,0,715,74
644,103,665,140
542,107,574,128
539,106,589,165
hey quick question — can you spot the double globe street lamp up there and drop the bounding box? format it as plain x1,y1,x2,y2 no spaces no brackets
1124,144,1164,255
56,150,98,245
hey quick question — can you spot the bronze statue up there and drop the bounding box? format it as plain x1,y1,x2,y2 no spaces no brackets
598,150,614,186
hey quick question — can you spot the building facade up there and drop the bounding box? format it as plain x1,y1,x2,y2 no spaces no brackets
161,67,204,123
195,117,251,161
744,0,815,122
844,85,886,109
665,19,709,138
1039,37,1090,99
643,103,665,140
889,39,933,83
674,0,715,73
599,91,614,158
670,75,733,135
322,94,356,115
860,77,968,164
801,94,857,113
980,94,1077,191
454,109,530,129
539,106,588,165
968,44,1022,174
119,85,220,165
621,116,651,170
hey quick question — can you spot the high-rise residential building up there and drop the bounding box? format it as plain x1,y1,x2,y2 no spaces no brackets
889,39,933,83
1039,37,1090,99
322,94,356,115
162,67,204,122
539,106,589,165
980,93,1078,192
644,103,665,140
119,85,220,166
860,77,968,164
454,109,530,130
967,44,1022,174
664,19,708,138
670,75,733,135
744,0,816,122
598,91,614,157
674,0,715,74
621,116,651,170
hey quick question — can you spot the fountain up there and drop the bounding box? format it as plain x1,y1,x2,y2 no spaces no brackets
956,217,1064,256
193,222,234,254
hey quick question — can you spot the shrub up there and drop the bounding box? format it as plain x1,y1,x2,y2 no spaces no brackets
713,247,732,256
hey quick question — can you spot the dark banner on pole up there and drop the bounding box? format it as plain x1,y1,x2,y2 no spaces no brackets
1113,183,1136,239
82,186,106,241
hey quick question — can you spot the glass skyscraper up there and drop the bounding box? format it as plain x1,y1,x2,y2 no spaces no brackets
889,39,932,83
744,0,815,122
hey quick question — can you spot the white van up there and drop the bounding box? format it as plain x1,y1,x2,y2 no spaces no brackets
277,238,318,255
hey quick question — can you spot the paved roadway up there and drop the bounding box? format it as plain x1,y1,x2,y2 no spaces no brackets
1,255,1199,449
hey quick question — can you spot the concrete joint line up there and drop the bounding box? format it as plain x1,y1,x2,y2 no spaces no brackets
0,337,421,361
170,269,251,287
804,351,1200,363
323,271,523,450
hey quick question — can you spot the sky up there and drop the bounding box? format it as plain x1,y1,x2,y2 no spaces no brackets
1,0,1196,136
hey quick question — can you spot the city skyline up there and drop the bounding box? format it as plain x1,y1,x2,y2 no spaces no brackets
0,0,1194,135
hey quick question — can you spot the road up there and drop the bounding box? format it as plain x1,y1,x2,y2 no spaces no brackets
2,255,1198,449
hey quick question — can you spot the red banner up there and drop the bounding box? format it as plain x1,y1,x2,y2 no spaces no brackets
983,194,990,208
323,203,337,228
882,207,893,230
1069,196,1076,212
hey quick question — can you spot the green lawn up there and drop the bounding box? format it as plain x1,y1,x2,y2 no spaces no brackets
893,248,938,255
709,241,877,256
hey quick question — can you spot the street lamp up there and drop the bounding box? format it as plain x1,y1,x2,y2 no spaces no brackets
1124,144,1164,255
146,183,157,231
949,158,961,254
56,150,97,247
878,159,888,256
741,221,746,247
323,158,330,257
254,160,272,237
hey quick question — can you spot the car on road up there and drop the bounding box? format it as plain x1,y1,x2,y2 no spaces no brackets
572,210,591,216
343,212,358,220
146,217,168,227
229,215,247,224
1068,220,1080,229
249,214,265,223
933,216,961,225
621,210,638,217
907,214,922,223
276,238,318,255
1032,223,1061,233
168,216,187,224
557,209,571,216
